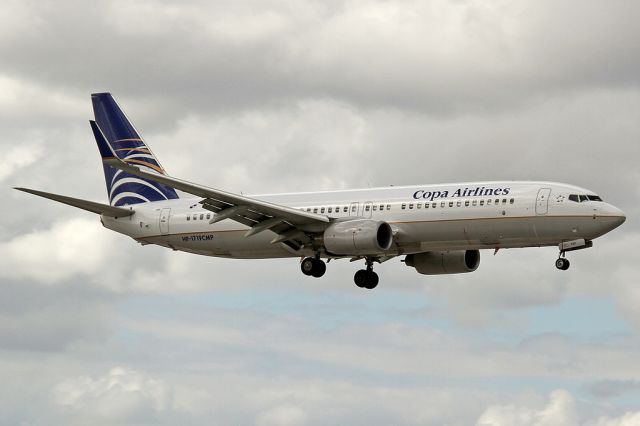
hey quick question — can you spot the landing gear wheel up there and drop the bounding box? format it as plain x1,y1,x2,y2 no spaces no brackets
364,271,379,289
555,258,570,271
354,270,379,289
311,259,326,278
301,258,315,276
354,270,368,288
301,257,326,278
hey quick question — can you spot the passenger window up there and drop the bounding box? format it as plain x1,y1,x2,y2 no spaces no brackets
425,203,429,209
386,204,391,210
401,203,406,210
321,207,325,213
344,206,349,213
416,203,421,209
193,214,198,220
440,202,444,208
495,199,500,204
186,216,190,221
487,199,492,205
409,203,413,209
328,207,332,213
336,206,340,212
456,201,461,207
351,205,357,212
380,204,385,211
568,194,579,202
480,200,484,206
502,199,507,204
509,198,514,204
313,208,318,213
449,201,454,207
306,208,311,212
373,205,377,211
465,200,470,207
206,213,211,219
434,203,438,208
200,214,204,220
365,205,370,211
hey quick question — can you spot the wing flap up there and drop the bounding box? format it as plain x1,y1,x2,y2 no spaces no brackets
14,187,134,218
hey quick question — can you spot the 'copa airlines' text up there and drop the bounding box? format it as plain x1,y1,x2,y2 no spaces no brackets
413,186,511,201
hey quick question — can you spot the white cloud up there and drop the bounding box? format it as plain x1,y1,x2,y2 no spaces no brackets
0,74,85,121
477,390,578,426
256,404,307,426
53,367,171,421
477,390,640,426
150,99,368,194
0,144,42,182
588,412,640,426
0,217,117,284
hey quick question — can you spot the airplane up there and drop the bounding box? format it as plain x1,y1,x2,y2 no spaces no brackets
15,93,626,289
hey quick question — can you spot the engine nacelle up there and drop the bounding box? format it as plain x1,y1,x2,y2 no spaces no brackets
405,250,480,275
324,219,393,255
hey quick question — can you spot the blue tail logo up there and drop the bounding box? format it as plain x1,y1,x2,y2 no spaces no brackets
90,93,179,206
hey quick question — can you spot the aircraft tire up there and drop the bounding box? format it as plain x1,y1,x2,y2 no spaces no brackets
354,269,368,287
364,271,379,289
311,259,326,278
301,257,315,276
555,258,570,271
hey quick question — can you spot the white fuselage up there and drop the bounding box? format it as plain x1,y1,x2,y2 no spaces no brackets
101,181,626,259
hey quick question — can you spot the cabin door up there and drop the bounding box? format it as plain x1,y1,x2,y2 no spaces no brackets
159,208,171,235
535,188,551,215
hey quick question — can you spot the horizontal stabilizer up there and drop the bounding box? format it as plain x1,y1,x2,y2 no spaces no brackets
14,187,134,218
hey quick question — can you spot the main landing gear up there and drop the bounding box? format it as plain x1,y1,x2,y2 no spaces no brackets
354,258,379,290
301,256,326,278
555,252,570,271
300,255,380,289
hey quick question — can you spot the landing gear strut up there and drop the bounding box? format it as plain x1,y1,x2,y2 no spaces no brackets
354,258,379,289
555,252,570,271
301,256,326,278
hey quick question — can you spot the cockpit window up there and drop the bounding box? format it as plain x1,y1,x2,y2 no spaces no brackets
569,193,603,202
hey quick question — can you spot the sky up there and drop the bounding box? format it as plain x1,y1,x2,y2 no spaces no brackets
1,0,640,424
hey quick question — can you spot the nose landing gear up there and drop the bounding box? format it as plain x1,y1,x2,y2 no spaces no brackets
555,253,570,271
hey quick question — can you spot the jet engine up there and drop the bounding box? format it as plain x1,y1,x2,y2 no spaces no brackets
405,250,480,275
324,219,393,255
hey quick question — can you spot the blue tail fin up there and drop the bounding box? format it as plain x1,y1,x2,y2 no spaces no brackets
90,93,179,206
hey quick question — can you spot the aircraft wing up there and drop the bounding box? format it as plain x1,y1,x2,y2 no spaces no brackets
102,157,330,245
14,187,134,218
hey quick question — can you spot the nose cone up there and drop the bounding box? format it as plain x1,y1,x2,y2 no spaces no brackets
604,204,626,230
